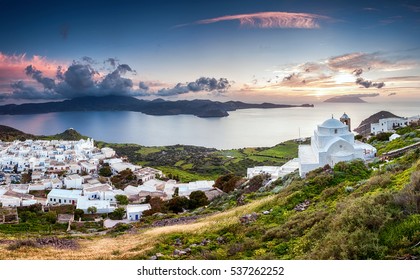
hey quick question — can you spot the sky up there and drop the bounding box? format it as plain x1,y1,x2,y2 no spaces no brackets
0,0,419,104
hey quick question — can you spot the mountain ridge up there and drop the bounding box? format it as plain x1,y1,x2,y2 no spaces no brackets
0,95,314,118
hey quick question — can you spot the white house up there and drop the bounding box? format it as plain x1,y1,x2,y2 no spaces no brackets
126,204,151,221
176,181,215,197
247,166,282,180
80,161,97,174
134,167,163,183
76,196,115,214
370,115,420,135
298,115,376,177
64,174,83,189
47,189,82,205
101,147,116,158
110,162,140,174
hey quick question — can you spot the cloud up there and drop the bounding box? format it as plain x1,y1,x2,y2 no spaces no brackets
99,64,134,94
341,93,380,98
326,52,415,72
352,68,363,76
175,12,332,29
25,65,56,90
355,77,385,88
156,77,231,96
0,53,232,100
139,81,149,91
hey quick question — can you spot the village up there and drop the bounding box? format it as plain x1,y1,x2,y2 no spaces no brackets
0,134,218,225
1,113,419,229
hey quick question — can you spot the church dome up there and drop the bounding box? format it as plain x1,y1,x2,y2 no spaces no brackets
320,118,347,128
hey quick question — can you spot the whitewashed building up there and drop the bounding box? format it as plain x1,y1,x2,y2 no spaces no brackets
76,196,115,214
64,174,83,189
298,115,376,177
47,189,82,205
126,204,151,221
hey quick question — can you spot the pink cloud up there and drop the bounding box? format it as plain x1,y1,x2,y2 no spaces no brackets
0,52,63,92
175,12,332,29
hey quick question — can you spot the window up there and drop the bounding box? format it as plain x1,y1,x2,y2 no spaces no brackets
334,129,338,134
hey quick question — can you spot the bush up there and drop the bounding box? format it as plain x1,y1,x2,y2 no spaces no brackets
74,209,84,220
109,207,126,220
115,194,129,205
188,190,209,209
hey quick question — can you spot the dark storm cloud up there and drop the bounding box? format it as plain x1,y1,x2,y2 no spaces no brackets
156,77,231,96
62,63,97,93
3,57,232,100
105,58,119,68
10,80,59,99
25,65,56,90
139,81,149,91
355,77,385,88
99,64,134,94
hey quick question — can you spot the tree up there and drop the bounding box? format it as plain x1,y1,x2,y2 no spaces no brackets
188,190,209,209
166,196,189,214
99,166,112,177
109,207,125,220
214,173,242,193
21,172,32,184
45,211,57,224
74,209,84,220
115,194,129,205
87,206,97,215
173,187,179,197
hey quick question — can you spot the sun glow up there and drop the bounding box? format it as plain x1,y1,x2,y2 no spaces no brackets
333,73,355,84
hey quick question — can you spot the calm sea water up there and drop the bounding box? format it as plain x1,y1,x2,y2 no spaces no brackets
0,102,419,149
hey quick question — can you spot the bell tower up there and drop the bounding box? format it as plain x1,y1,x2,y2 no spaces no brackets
340,112,351,132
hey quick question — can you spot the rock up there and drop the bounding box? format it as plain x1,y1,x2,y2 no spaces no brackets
185,248,192,254
200,239,210,246
217,236,225,244
173,249,187,256
190,243,198,247
262,210,270,215
174,238,182,246
150,255,157,260
236,195,245,206
294,200,310,211
239,212,259,224
156,253,164,258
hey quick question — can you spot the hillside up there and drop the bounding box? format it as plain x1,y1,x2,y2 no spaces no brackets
0,95,314,118
100,141,300,182
0,125,87,142
0,125,35,141
354,111,401,136
0,148,418,260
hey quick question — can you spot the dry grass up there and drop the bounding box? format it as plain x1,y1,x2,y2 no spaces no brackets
0,195,277,260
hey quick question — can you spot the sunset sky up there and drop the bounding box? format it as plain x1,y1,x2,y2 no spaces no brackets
1,0,419,104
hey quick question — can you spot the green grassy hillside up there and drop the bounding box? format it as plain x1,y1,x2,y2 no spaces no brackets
136,149,420,260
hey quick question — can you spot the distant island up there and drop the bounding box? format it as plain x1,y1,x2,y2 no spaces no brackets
323,96,367,103
0,95,314,118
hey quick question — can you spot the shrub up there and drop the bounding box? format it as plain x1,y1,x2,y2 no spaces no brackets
188,191,209,209
115,194,129,205
109,207,126,220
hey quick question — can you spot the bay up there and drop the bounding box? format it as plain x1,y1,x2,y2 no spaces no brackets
0,101,418,149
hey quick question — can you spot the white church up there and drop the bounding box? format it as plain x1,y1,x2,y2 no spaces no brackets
298,113,376,177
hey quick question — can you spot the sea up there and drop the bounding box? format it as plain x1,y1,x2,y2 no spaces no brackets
0,101,419,149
